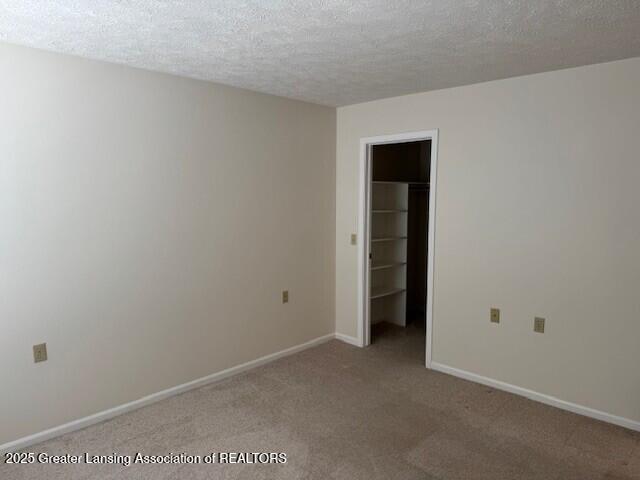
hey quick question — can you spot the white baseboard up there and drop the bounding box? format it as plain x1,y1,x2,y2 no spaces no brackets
431,362,640,432
0,333,335,454
8,336,634,454
334,332,362,347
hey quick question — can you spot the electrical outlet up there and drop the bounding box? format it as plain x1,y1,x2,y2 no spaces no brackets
490,308,500,324
350,233,357,245
282,290,289,304
534,317,545,333
33,343,48,363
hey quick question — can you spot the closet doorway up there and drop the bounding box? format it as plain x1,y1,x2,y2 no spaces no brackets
357,130,438,368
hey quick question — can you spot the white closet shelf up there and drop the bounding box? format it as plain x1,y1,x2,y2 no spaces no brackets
372,181,429,185
372,209,408,213
371,262,407,271
371,236,407,242
370,286,406,300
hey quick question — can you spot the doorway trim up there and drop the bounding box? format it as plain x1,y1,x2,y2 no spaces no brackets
357,129,439,368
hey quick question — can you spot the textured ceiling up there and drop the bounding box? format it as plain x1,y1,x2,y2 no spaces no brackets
1,1,639,106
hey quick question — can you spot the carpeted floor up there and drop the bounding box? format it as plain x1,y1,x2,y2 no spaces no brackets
2,323,639,479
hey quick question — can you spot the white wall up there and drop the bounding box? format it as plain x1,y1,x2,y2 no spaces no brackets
0,43,336,445
336,58,640,423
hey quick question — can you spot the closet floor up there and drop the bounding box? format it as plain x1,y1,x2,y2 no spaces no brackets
3,326,638,480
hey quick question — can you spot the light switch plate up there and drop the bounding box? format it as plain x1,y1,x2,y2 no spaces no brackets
350,233,357,245
33,343,47,363
282,290,289,304
490,308,500,323
534,317,545,333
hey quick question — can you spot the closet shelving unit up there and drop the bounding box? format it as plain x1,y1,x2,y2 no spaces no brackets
369,179,429,326
369,140,431,331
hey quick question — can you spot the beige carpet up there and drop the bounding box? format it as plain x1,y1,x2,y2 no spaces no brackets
2,323,638,480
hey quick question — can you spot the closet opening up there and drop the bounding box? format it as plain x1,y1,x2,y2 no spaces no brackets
357,130,438,367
